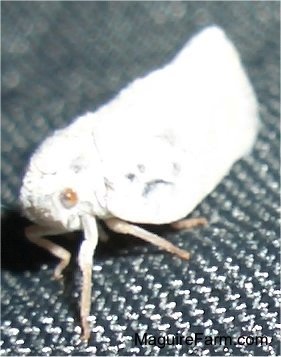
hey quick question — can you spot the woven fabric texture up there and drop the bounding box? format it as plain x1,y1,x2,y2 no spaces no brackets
1,2,280,356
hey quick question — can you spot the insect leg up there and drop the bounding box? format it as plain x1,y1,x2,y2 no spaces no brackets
25,225,71,280
97,222,109,243
105,217,190,260
171,217,208,230
79,215,99,341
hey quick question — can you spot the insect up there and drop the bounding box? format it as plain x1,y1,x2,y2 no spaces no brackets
19,26,258,341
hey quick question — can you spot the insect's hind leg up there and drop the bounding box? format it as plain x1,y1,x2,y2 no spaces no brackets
171,217,207,230
25,225,71,280
105,217,190,260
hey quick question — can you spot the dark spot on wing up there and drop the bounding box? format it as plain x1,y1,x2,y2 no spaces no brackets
105,178,114,190
70,160,82,173
143,179,173,197
126,173,136,181
70,156,86,173
172,162,181,175
71,165,82,173
137,164,145,173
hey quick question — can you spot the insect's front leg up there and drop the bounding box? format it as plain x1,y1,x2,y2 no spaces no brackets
78,215,99,341
105,217,190,260
25,225,71,280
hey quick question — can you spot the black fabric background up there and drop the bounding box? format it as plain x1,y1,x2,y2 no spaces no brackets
1,2,280,356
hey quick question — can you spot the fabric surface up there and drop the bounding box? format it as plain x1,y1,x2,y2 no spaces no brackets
1,2,280,356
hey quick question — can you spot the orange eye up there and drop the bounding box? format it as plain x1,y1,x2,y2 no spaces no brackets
60,188,78,209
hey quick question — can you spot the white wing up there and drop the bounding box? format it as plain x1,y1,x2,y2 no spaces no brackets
80,26,258,224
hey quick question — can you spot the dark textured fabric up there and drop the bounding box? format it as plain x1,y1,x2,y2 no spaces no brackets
1,2,280,356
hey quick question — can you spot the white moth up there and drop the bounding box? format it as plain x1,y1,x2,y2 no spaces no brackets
20,26,259,341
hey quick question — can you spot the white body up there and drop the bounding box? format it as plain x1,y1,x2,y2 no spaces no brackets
20,26,259,230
